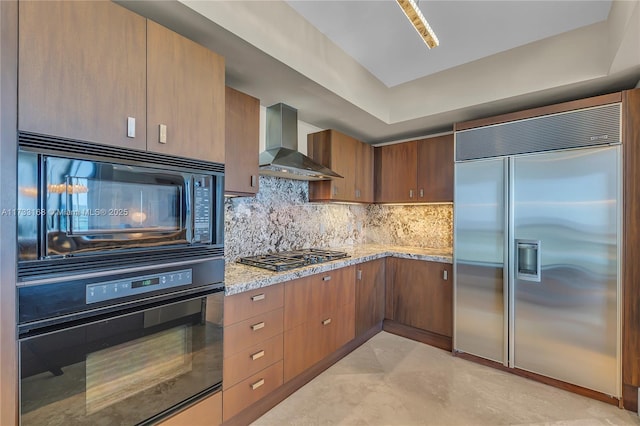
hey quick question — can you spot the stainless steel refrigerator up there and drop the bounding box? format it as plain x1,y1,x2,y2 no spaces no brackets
453,103,621,398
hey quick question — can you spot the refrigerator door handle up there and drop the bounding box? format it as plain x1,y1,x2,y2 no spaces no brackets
516,240,541,282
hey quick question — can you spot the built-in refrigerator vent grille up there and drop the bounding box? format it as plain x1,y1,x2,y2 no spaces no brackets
455,103,621,161
17,246,224,281
18,132,225,174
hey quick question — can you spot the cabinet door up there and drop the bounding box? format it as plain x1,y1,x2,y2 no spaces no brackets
147,20,225,163
309,130,370,203
355,259,385,336
374,141,418,203
389,258,453,337
356,142,374,203
19,1,146,150
417,134,454,202
330,131,358,200
225,87,260,196
284,319,326,382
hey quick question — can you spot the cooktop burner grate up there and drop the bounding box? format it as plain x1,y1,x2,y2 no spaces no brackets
237,248,349,272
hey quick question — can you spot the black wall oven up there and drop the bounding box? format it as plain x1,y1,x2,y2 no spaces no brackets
18,261,224,425
16,133,226,425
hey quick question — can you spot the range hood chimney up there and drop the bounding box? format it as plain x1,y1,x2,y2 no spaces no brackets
259,103,342,181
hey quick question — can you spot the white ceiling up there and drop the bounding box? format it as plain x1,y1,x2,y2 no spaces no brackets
119,0,640,143
286,1,613,87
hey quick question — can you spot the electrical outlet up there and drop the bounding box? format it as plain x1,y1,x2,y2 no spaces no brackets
319,223,325,234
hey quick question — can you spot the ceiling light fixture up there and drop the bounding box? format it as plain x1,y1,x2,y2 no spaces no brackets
396,0,439,49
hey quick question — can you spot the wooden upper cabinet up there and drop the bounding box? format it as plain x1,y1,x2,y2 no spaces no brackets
18,2,226,163
375,134,454,203
374,141,418,203
147,20,225,163
308,129,373,203
356,142,374,202
225,87,260,196
18,1,147,150
416,134,454,202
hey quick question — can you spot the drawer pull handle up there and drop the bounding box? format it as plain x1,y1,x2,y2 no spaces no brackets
443,270,448,281
322,276,331,282
251,350,265,361
251,322,265,331
251,293,265,302
322,318,332,326
251,378,265,390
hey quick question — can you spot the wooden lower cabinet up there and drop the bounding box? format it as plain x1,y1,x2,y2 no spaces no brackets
157,391,222,426
283,266,356,382
223,308,283,359
223,361,284,422
284,302,354,382
386,258,453,338
222,284,284,421
355,259,385,336
223,334,284,389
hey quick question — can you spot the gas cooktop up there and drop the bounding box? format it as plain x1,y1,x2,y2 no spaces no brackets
237,248,349,272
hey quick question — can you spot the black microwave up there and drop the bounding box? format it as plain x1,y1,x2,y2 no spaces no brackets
17,133,224,281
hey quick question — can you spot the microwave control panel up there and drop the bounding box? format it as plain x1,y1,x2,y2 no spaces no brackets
86,268,193,304
193,175,212,243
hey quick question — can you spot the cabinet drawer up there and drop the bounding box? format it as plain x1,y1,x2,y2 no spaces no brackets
284,266,355,330
223,333,283,390
223,360,283,422
158,391,221,426
224,308,283,358
224,284,283,326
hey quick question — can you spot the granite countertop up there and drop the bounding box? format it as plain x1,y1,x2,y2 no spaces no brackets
224,244,452,296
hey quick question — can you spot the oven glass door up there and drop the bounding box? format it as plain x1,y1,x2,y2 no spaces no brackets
43,156,188,257
19,292,223,425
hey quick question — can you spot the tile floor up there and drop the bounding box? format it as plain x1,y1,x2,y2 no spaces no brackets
253,332,640,426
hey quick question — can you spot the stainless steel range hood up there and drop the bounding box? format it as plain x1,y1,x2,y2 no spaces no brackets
259,103,342,181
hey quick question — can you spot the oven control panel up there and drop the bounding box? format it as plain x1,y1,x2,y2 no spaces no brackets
86,269,193,304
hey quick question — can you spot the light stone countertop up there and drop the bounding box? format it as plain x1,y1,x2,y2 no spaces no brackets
224,244,452,296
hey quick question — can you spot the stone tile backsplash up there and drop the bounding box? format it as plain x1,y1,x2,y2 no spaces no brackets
224,176,452,262
366,204,452,249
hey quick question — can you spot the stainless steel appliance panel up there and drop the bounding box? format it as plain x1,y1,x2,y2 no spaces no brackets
512,147,619,396
455,103,621,161
454,158,507,363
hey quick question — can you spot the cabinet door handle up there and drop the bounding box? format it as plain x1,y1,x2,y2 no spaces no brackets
443,270,448,281
409,189,414,198
251,350,265,361
127,117,136,138
356,270,362,280
159,124,167,144
251,378,265,390
322,318,332,326
251,293,265,302
419,188,424,198
322,276,332,281
355,189,361,198
250,175,257,188
251,321,265,331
